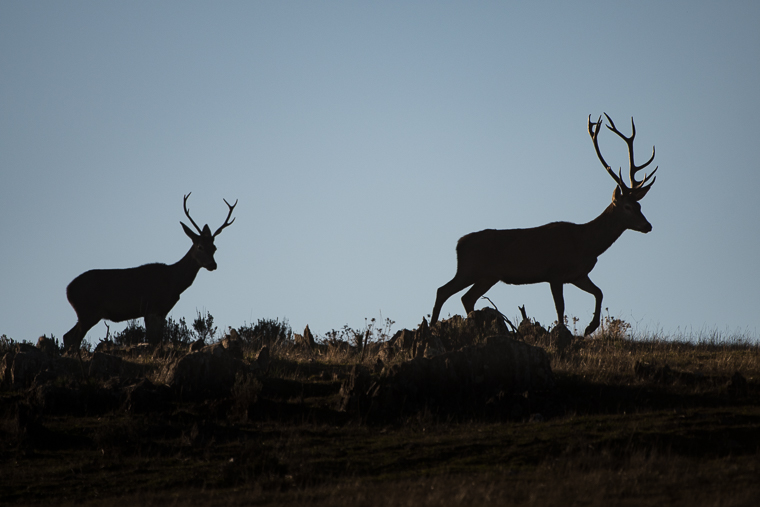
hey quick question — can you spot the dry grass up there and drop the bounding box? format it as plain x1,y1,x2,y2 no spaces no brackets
553,326,760,386
2,316,759,506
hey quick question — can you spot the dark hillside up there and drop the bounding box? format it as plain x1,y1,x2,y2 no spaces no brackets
2,311,759,506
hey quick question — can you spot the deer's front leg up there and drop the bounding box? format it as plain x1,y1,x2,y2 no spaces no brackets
571,276,603,336
550,282,565,326
145,314,166,346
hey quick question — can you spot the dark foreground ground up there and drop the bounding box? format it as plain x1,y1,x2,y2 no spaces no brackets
2,328,760,506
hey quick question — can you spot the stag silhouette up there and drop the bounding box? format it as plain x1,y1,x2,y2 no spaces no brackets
63,193,237,352
431,113,658,335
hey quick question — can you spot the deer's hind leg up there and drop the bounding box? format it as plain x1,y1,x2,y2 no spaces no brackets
461,279,498,315
432,274,474,324
63,315,99,353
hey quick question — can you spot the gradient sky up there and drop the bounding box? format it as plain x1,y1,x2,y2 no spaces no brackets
2,1,759,345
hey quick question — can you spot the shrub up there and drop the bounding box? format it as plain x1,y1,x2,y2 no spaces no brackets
111,316,194,347
237,318,292,349
164,316,193,346
192,310,217,345
113,320,146,346
321,316,396,359
595,309,632,341
0,334,14,355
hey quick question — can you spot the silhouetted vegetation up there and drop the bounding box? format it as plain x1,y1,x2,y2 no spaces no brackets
163,316,193,346
112,319,146,346
1,312,758,506
191,309,217,345
110,311,216,347
237,317,293,349
0,334,16,356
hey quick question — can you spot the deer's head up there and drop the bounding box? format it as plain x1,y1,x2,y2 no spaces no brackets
181,193,237,271
589,113,657,234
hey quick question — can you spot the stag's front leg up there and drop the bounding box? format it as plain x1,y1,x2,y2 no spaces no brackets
145,314,166,346
571,276,603,336
550,282,565,327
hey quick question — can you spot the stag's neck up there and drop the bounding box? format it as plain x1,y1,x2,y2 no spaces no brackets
169,250,203,294
581,203,627,258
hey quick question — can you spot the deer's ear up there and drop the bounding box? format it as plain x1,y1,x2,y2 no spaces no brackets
631,181,654,201
181,222,199,241
612,186,624,203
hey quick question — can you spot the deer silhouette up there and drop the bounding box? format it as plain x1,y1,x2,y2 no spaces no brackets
63,193,237,352
431,114,658,335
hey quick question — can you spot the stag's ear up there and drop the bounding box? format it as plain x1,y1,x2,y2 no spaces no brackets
181,222,199,241
201,224,212,237
612,186,625,203
631,180,655,201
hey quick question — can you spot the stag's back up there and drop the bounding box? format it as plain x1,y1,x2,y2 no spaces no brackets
455,222,593,284
66,263,177,323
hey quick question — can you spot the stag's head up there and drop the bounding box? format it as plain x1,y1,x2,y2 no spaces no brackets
589,113,657,234
181,193,237,271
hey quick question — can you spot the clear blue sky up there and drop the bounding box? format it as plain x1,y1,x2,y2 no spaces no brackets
2,1,759,344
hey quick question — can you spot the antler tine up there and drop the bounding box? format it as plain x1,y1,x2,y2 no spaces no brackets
588,114,625,190
213,198,238,237
183,193,203,234
627,116,656,187
603,113,656,189
633,146,657,186
636,164,658,190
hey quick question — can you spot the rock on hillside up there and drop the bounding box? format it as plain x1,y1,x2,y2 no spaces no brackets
340,334,554,419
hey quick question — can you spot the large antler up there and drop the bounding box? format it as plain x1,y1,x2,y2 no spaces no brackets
588,113,657,200
213,198,237,237
183,193,237,237
604,114,657,191
183,193,203,234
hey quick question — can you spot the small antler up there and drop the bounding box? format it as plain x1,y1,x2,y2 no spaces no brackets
213,198,237,237
588,113,657,200
183,193,203,234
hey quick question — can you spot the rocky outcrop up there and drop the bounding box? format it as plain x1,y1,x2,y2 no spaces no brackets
294,325,317,352
2,344,50,387
1,343,71,388
384,309,516,360
36,336,60,356
340,335,554,418
123,378,173,413
89,352,123,380
166,349,246,397
166,344,269,397
517,318,574,353
219,334,244,360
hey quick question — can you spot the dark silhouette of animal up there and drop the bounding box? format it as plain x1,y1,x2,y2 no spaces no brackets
63,193,237,352
431,114,658,335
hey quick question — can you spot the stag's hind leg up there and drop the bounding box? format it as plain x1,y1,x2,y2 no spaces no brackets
461,279,498,315
431,274,473,324
63,324,83,353
63,315,99,353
